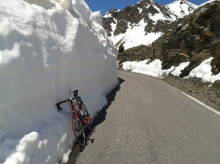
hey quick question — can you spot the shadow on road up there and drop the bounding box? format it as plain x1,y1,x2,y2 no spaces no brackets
91,77,124,128
65,77,124,164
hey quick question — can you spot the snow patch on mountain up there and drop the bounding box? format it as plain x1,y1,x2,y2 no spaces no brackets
110,19,163,49
148,12,175,24
0,0,118,163
110,19,117,36
165,0,198,18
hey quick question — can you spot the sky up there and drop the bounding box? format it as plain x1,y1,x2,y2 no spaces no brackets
84,0,210,14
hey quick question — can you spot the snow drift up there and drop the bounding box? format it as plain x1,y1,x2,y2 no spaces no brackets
0,0,118,163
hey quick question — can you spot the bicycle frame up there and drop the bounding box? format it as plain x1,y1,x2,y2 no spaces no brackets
70,99,82,120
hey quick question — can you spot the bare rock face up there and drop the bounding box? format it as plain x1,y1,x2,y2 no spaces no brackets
118,45,152,66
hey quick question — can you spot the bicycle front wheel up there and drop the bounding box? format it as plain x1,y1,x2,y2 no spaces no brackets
71,112,86,147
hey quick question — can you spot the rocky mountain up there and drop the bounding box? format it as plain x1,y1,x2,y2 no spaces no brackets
103,0,197,50
119,1,220,76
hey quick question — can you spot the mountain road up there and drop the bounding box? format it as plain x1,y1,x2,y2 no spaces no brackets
67,70,220,164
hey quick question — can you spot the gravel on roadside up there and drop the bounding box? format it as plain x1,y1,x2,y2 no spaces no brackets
163,76,220,112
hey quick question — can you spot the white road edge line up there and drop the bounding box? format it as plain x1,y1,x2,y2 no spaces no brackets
181,92,220,117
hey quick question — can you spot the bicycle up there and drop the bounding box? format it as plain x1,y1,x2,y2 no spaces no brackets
56,90,93,148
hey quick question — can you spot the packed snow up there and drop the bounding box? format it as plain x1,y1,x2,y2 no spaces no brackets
0,0,118,163
110,20,163,50
122,59,220,83
165,0,198,18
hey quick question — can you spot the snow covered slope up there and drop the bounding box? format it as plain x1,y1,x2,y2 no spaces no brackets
165,0,198,18
0,0,118,163
103,0,197,50
111,20,164,50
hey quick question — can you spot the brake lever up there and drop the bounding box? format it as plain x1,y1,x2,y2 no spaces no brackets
56,103,63,111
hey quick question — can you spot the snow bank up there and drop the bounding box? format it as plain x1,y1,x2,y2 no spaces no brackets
0,0,118,163
188,57,220,83
122,59,174,78
122,58,220,83
171,62,190,77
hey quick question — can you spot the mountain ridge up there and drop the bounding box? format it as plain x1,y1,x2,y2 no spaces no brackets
103,0,197,49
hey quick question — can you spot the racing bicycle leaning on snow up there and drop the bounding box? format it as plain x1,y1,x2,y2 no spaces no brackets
56,90,93,148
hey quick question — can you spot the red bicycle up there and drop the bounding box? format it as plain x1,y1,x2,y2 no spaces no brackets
56,90,93,148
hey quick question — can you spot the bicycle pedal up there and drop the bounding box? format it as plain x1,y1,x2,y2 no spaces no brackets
86,138,94,143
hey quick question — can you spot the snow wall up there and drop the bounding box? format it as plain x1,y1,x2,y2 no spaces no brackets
0,0,118,163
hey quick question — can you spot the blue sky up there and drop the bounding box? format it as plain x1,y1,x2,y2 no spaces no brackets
84,0,209,14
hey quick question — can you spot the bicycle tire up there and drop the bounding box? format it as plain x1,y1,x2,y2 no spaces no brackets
71,112,86,147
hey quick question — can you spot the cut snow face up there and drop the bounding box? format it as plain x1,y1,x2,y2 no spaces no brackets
0,0,118,163
122,59,220,83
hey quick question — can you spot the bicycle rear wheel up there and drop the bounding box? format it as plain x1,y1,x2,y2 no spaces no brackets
71,112,86,147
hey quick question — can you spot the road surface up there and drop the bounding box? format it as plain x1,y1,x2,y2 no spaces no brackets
67,70,220,164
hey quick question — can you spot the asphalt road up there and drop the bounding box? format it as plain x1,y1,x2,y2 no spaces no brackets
67,70,220,164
